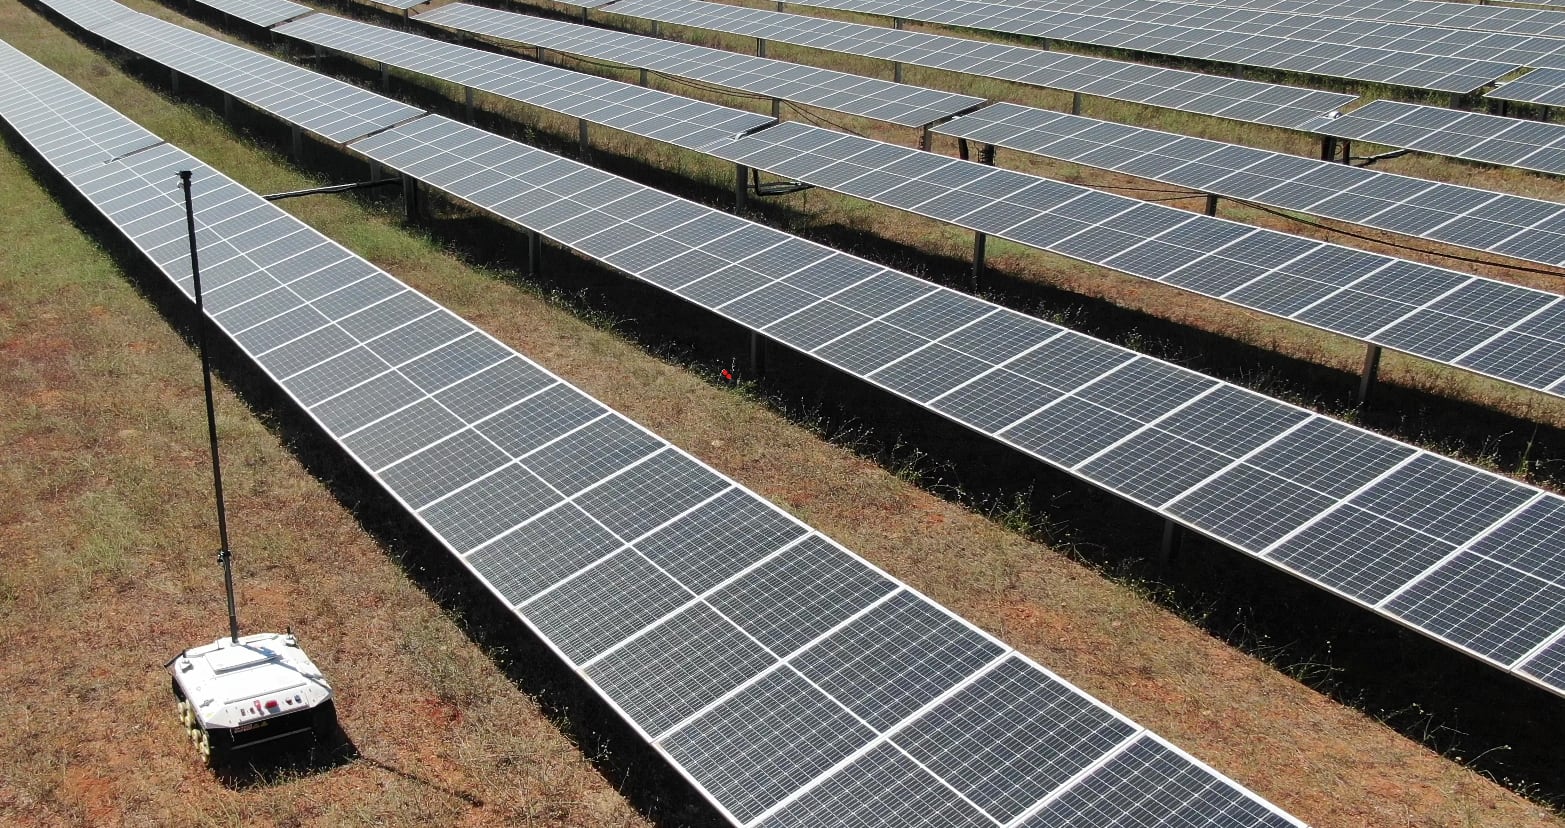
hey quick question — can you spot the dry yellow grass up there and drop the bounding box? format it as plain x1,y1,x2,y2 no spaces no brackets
2,1,1565,826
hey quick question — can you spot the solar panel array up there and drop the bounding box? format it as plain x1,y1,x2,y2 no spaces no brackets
568,0,1356,130
775,0,1518,92
272,13,775,153
1491,67,1565,108
1313,99,1565,178
413,3,985,129
936,101,1565,270
353,110,1565,705
700,119,1565,398
196,0,309,28
1144,0,1565,39
0,33,1307,828
990,0,1565,72
40,0,421,144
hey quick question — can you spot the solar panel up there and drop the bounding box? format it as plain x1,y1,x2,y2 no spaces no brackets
353,111,1565,706
270,13,773,153
1491,67,1565,108
567,0,1354,130
36,0,422,144
0,34,1302,828
412,4,985,129
992,0,1565,71
936,101,1565,270
192,0,309,28
702,119,1565,399
1314,99,1565,178
776,0,1518,92
1135,0,1565,40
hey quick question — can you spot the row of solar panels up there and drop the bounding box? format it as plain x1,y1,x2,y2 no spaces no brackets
71,0,1565,715
0,31,1310,828
402,3,1565,401
412,4,1565,272
1158,0,1565,39
566,0,1565,177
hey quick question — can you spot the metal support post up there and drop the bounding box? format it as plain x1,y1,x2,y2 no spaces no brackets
639,67,649,86
1205,193,1218,216
526,230,542,277
894,17,904,29
772,97,782,119
1340,139,1351,163
403,175,419,220
222,93,233,121
578,118,590,156
735,164,748,211
1357,343,1381,406
171,69,180,93
291,125,303,161
379,61,389,92
920,127,932,152
651,20,660,36
581,7,588,22
757,37,767,58
369,162,381,183
894,61,903,83
971,231,987,291
465,86,475,122
979,143,995,165
1071,91,1082,115
957,138,970,161
749,331,767,377
1160,520,1184,567
1320,135,1334,161
535,45,544,61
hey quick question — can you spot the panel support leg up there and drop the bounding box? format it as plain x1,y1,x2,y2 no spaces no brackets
772,97,782,119
1320,135,1335,162
894,17,904,29
1340,139,1351,164
379,61,389,92
735,164,748,211
757,37,767,58
651,20,660,36
171,69,180,93
979,143,995,165
971,231,987,292
1160,520,1184,568
749,331,767,378
222,92,233,121
403,175,419,220
894,61,903,83
535,45,544,61
1071,91,1082,115
1205,193,1218,216
639,67,648,86
920,126,932,152
957,137,970,160
465,86,475,122
369,162,381,183
1357,343,1381,406
578,118,590,157
291,125,303,162
526,230,541,278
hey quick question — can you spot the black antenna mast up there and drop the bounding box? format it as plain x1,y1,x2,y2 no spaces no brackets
180,169,240,645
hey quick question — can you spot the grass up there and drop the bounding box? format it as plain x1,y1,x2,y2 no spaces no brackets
3,1,1565,826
